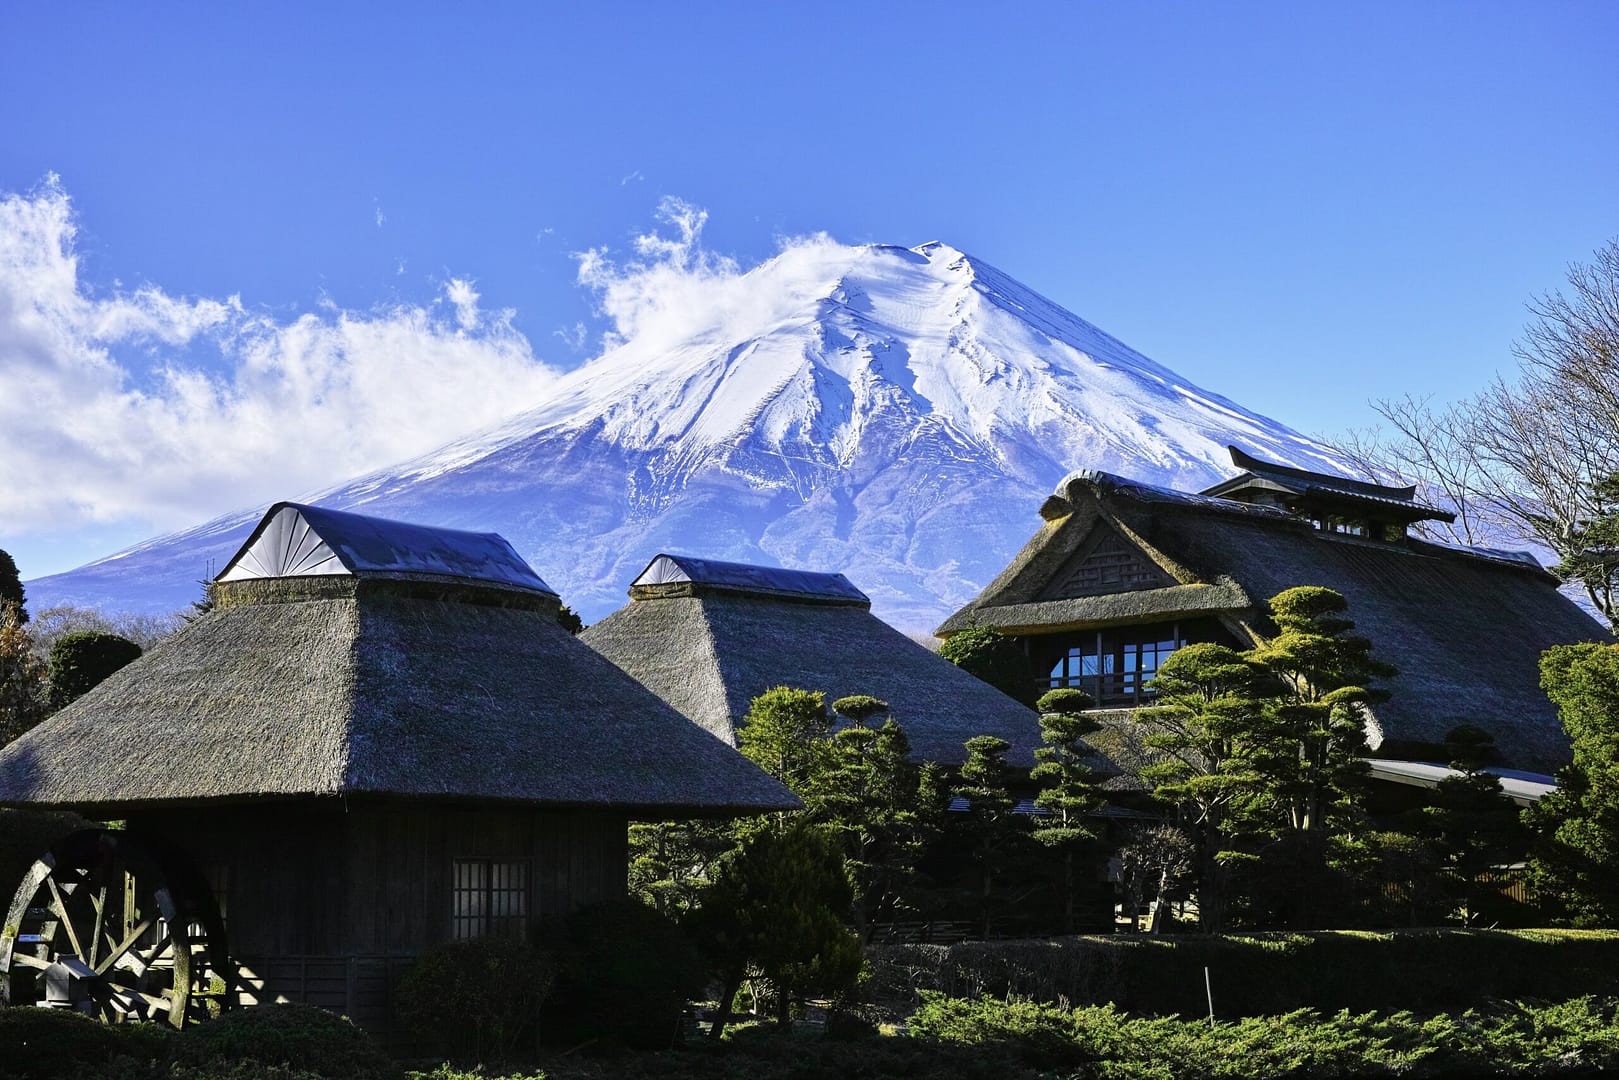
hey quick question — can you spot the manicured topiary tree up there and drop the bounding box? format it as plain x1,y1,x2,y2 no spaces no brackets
737,686,834,798
1138,642,1267,932
952,734,1028,937
1416,725,1528,926
1032,688,1104,932
46,630,142,708
822,698,935,938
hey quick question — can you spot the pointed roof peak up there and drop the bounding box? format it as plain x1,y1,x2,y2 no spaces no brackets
218,502,557,597
629,553,867,605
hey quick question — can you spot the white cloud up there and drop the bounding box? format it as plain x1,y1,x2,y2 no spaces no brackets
0,177,560,537
574,195,840,355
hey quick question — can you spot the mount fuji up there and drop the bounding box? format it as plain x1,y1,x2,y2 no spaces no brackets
29,239,1351,632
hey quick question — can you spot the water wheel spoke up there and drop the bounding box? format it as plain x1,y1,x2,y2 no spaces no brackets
94,916,156,976
44,877,87,960
9,953,49,970
89,886,108,968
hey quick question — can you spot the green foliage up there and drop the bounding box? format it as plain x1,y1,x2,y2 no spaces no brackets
687,819,863,1036
950,735,1031,937
394,939,554,1063
1141,589,1391,929
907,992,1619,1079
828,695,887,724
1138,642,1267,931
548,900,706,1050
1246,586,1390,840
937,626,1038,706
173,1004,396,1080
0,549,26,623
628,819,737,918
45,630,142,708
555,605,584,634
735,686,832,795
1552,471,1619,632
1030,688,1104,933
815,715,935,937
871,929,1619,1019
1413,727,1528,926
1527,643,1619,926
0,1006,170,1080
0,601,48,745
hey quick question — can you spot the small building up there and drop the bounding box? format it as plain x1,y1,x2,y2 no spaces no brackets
581,553,1041,766
0,503,796,1031
936,449,1613,775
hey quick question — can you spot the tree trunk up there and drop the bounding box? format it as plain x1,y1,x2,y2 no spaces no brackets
708,971,745,1042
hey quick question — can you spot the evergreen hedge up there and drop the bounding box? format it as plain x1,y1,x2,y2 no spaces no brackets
870,929,1619,1018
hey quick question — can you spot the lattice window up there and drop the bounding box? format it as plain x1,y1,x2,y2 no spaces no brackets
452,858,529,941
1047,624,1184,704
1056,533,1161,596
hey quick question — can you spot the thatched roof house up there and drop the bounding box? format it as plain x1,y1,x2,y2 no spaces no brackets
0,504,797,1034
0,503,797,816
582,554,1042,766
937,451,1612,774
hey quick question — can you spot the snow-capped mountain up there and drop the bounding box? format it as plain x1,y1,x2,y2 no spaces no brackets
29,240,1351,632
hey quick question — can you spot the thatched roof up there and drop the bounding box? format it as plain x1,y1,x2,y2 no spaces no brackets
0,509,798,817
938,468,1613,774
582,554,1042,767
1203,446,1456,525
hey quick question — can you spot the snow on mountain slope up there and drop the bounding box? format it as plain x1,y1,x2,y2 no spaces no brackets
29,240,1351,631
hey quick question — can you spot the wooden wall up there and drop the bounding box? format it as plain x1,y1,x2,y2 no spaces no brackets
134,798,627,1037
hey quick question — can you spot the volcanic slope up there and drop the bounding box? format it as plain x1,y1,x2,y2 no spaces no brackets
30,240,1351,631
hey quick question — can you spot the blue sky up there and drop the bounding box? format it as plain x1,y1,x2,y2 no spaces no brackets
1,2,1615,579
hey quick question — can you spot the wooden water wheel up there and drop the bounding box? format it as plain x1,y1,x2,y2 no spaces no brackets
0,829,229,1026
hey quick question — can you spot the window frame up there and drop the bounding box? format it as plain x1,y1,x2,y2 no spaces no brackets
450,856,531,942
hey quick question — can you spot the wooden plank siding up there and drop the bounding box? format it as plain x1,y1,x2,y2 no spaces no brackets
132,800,628,1039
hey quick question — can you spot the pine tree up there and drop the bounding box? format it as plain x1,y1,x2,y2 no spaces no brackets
1525,643,1619,926
1417,726,1527,926
952,734,1027,937
1246,587,1391,841
1030,688,1105,933
821,696,936,938
736,686,834,801
687,820,861,1037
1138,642,1267,931
628,819,738,918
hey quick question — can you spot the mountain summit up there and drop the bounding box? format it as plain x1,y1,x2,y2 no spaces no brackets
30,240,1348,630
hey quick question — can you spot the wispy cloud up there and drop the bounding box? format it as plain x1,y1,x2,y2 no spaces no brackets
574,195,837,355
0,177,560,538
620,169,644,186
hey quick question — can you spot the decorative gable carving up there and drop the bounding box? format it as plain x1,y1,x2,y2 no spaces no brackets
1045,528,1170,599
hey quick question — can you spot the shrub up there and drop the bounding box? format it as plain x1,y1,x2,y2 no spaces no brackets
0,1007,169,1080
173,1003,395,1080
45,631,141,708
395,938,554,1063
936,627,1038,707
547,901,706,1050
870,929,1619,1019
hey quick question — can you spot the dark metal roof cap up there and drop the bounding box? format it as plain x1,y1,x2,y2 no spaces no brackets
217,502,557,596
630,553,868,603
